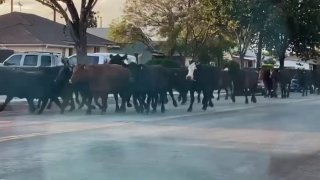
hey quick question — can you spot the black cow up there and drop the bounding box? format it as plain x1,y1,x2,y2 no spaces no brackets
216,69,233,101
185,61,220,112
127,63,177,113
271,69,295,98
297,69,312,96
0,67,64,114
226,65,258,104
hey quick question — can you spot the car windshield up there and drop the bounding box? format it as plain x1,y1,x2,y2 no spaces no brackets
1,1,320,180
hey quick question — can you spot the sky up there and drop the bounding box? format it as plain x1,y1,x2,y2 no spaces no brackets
0,0,126,27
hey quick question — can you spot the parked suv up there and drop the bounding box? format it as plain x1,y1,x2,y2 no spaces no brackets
1,52,63,67
66,53,137,66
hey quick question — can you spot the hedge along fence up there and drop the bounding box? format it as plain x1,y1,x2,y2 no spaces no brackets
146,58,181,68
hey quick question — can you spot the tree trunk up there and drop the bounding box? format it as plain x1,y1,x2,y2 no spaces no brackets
75,25,88,64
279,54,285,69
256,32,263,68
239,53,245,69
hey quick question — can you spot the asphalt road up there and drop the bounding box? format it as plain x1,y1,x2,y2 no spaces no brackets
1,93,320,180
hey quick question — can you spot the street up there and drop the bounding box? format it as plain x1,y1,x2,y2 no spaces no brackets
0,94,320,180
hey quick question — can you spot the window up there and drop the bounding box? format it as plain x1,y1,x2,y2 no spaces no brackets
94,47,100,53
40,56,52,67
5,55,22,66
248,61,253,68
67,56,77,66
23,55,38,66
88,56,100,65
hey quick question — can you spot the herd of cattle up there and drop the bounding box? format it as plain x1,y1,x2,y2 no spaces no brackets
0,54,319,115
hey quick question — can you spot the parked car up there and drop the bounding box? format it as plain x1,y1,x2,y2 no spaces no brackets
66,53,137,66
290,78,301,92
0,51,63,68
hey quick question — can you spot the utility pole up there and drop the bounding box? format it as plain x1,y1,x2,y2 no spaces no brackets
11,0,13,12
53,8,56,22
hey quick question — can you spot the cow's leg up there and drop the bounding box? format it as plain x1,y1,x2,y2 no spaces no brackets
225,88,229,100
132,93,141,113
26,98,36,113
187,90,195,112
208,91,214,107
75,91,81,105
114,93,120,113
287,84,291,98
202,90,211,111
38,98,49,114
151,93,158,113
126,94,132,107
251,88,257,103
86,95,93,115
244,88,249,104
145,94,152,114
168,89,178,107
160,92,166,113
217,88,221,101
0,96,13,112
197,91,201,103
181,91,187,105
100,94,107,114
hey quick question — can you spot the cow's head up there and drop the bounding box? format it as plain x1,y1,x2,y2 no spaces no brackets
55,66,73,85
186,61,198,81
69,64,89,84
109,54,128,66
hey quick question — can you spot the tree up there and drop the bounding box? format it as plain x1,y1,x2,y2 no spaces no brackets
35,0,99,64
108,19,154,48
202,0,272,68
264,0,320,69
123,0,190,56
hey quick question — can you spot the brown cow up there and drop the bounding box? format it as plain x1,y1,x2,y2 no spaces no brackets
69,64,131,114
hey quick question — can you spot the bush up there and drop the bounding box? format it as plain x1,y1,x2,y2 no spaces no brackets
146,58,180,68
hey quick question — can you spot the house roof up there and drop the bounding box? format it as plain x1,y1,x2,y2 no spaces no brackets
87,28,109,39
0,12,114,47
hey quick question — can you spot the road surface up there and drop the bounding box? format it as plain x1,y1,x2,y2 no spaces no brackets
0,93,320,180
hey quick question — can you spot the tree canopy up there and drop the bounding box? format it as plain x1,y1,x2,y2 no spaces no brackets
110,0,320,68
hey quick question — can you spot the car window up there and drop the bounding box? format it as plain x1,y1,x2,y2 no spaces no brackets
88,56,99,65
40,56,52,67
5,55,22,66
23,55,38,66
